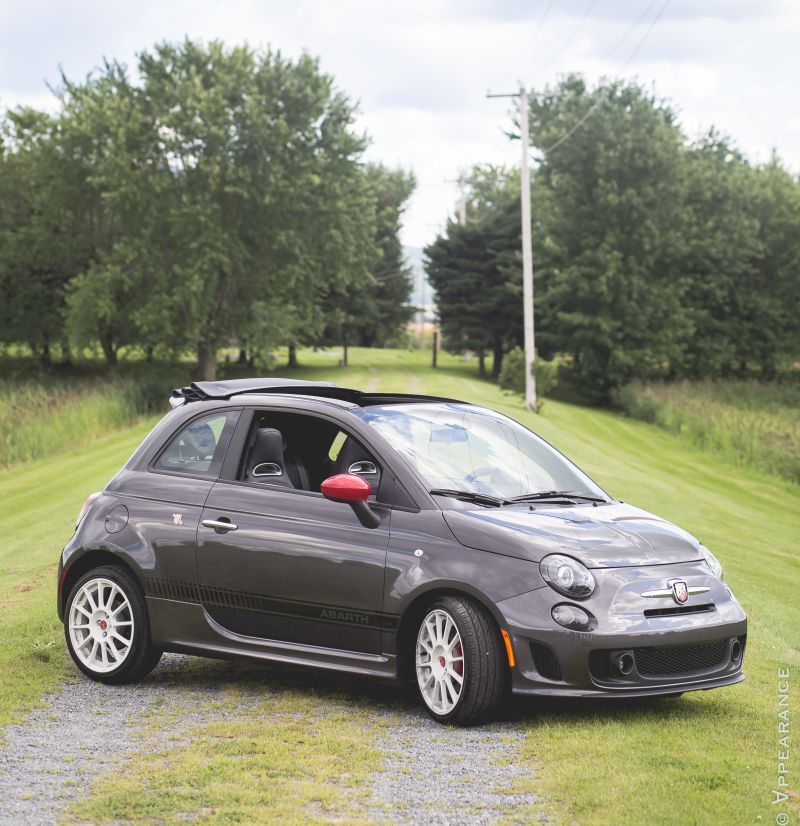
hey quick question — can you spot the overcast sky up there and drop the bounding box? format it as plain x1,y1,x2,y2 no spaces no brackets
2,0,798,248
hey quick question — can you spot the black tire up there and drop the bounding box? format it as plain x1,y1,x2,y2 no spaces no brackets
413,595,507,725
64,564,162,685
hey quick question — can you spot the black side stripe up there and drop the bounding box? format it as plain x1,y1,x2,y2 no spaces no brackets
144,576,400,631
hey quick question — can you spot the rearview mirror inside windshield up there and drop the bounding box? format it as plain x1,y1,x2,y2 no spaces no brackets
430,425,468,443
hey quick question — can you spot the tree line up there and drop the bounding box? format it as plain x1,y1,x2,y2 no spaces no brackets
426,76,800,401
0,40,415,379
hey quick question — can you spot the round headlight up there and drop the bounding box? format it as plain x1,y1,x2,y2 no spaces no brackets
699,546,723,580
540,554,595,599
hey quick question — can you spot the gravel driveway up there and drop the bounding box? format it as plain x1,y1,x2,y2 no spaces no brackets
0,655,542,825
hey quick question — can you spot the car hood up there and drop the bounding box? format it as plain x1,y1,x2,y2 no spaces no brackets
443,501,703,568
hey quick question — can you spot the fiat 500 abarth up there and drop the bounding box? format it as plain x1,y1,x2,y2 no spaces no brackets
58,378,747,724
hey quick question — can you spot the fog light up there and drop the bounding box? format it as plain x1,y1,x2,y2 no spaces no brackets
551,604,591,630
731,638,743,663
614,652,635,676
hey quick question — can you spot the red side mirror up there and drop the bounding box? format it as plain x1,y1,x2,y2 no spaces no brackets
321,473,371,503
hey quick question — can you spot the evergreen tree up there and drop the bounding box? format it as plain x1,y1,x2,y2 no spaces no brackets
425,167,522,378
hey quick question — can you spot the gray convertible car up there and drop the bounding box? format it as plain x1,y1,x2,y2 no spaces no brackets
58,378,747,724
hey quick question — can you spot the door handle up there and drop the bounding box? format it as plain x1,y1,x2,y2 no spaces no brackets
202,518,238,532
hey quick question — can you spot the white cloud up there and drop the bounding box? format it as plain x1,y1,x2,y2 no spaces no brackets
1,0,798,246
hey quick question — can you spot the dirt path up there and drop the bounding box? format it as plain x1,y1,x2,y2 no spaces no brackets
0,656,192,825
363,709,538,824
0,657,542,825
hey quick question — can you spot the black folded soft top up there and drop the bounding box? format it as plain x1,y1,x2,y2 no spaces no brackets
169,377,459,408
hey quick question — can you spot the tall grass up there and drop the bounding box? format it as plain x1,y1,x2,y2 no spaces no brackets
0,376,173,469
614,378,800,483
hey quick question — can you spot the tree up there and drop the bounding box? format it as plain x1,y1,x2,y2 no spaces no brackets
749,156,800,370
529,76,693,400
56,60,158,365
50,40,376,378
425,166,522,378
332,164,416,351
677,134,763,377
144,41,379,379
0,109,86,364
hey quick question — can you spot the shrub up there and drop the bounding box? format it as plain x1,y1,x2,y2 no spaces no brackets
498,348,558,400
0,372,183,469
613,379,800,484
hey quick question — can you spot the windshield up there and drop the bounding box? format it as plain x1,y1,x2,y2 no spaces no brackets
353,403,608,502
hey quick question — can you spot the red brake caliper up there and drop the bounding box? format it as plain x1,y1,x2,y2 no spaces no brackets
454,642,463,676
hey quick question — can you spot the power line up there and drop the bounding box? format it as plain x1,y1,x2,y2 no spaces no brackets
497,0,557,85
476,0,671,412
540,0,598,70
599,0,660,61
466,1,557,177
465,2,562,198
540,0,671,156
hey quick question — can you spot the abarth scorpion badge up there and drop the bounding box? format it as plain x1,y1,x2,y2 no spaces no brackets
671,579,689,604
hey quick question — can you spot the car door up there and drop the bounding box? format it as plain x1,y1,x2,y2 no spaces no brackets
108,408,240,592
196,409,391,654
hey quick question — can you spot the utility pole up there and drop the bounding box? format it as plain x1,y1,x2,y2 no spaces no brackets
418,266,425,349
486,84,537,411
445,171,467,225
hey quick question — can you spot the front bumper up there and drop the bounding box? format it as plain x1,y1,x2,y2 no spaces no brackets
496,561,747,698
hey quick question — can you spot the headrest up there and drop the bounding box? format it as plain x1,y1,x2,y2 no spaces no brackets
251,428,285,465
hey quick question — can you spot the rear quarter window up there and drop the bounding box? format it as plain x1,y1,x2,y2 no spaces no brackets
154,411,238,477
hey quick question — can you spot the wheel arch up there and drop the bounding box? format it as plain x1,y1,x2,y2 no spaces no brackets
394,583,507,682
59,548,143,621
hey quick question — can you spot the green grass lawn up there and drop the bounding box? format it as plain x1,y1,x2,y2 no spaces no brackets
615,377,800,484
1,346,797,824
0,421,158,728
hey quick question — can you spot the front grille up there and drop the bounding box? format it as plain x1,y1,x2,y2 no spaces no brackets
644,603,716,618
530,642,562,680
634,639,728,676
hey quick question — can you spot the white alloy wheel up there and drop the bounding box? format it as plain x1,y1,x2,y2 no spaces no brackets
416,608,465,715
68,577,134,674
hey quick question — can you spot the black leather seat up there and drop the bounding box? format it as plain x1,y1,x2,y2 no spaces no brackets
245,428,293,487
332,437,380,496
284,452,311,491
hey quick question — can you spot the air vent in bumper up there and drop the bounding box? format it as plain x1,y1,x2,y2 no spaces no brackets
530,642,562,681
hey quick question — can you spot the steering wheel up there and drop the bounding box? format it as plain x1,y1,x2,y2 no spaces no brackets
463,466,506,495
464,466,495,485
463,466,521,496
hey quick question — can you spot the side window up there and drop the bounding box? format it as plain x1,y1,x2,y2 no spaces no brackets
155,411,238,477
238,411,383,498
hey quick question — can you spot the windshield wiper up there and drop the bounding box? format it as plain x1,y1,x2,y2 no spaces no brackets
508,490,608,504
429,488,508,507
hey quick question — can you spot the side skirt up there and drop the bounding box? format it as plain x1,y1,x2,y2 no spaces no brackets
147,596,398,680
